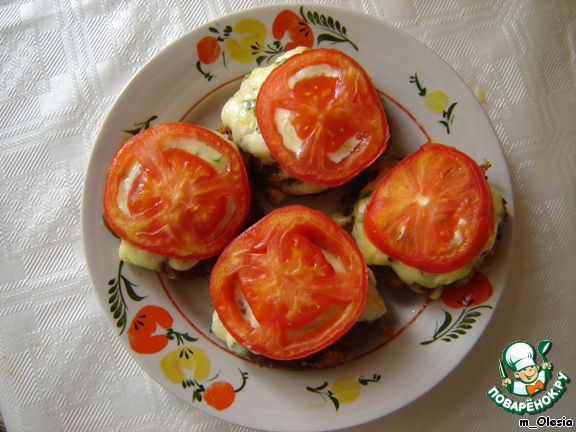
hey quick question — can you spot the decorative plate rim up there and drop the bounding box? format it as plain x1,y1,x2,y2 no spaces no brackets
81,4,515,431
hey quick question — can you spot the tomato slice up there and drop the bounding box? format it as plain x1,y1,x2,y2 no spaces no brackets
256,48,388,187
363,143,494,274
210,205,368,360
103,123,250,260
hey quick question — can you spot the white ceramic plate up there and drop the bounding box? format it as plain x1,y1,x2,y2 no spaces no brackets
82,5,514,431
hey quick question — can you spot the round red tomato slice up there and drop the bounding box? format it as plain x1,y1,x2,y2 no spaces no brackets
256,48,388,187
363,143,494,274
210,205,368,361
103,123,250,260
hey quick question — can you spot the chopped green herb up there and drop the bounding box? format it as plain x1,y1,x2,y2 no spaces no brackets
359,190,373,200
243,98,256,112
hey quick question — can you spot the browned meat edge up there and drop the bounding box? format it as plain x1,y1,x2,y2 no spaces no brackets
247,319,382,371
102,156,265,281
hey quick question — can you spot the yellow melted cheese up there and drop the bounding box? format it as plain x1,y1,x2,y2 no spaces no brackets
114,132,239,272
221,47,308,164
221,47,330,196
118,240,198,272
211,266,386,355
351,157,506,288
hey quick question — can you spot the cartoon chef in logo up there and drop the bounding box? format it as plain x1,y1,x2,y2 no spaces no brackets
500,340,553,397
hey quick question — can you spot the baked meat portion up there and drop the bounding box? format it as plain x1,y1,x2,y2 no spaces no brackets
247,320,381,371
102,177,265,281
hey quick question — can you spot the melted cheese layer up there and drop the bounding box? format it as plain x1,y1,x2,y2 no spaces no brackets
221,47,329,196
211,267,386,355
221,47,308,164
114,132,239,272
352,165,505,288
119,240,198,271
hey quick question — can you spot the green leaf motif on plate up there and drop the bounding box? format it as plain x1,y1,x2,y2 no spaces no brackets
123,115,158,136
299,6,359,51
420,305,492,345
306,374,381,411
195,6,359,80
410,73,458,134
107,260,148,334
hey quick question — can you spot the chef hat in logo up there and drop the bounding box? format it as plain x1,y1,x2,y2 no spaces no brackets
502,341,537,372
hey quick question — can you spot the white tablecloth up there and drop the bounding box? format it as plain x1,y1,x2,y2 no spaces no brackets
1,0,575,431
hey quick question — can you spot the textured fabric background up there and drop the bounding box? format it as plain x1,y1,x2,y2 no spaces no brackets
1,0,575,431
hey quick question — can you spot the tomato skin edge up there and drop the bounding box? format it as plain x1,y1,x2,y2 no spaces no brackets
363,143,494,275
256,48,389,187
209,205,369,361
103,123,251,261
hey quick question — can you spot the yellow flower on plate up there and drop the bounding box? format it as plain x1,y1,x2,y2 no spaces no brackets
331,376,361,404
225,18,267,63
424,89,449,114
160,346,211,383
